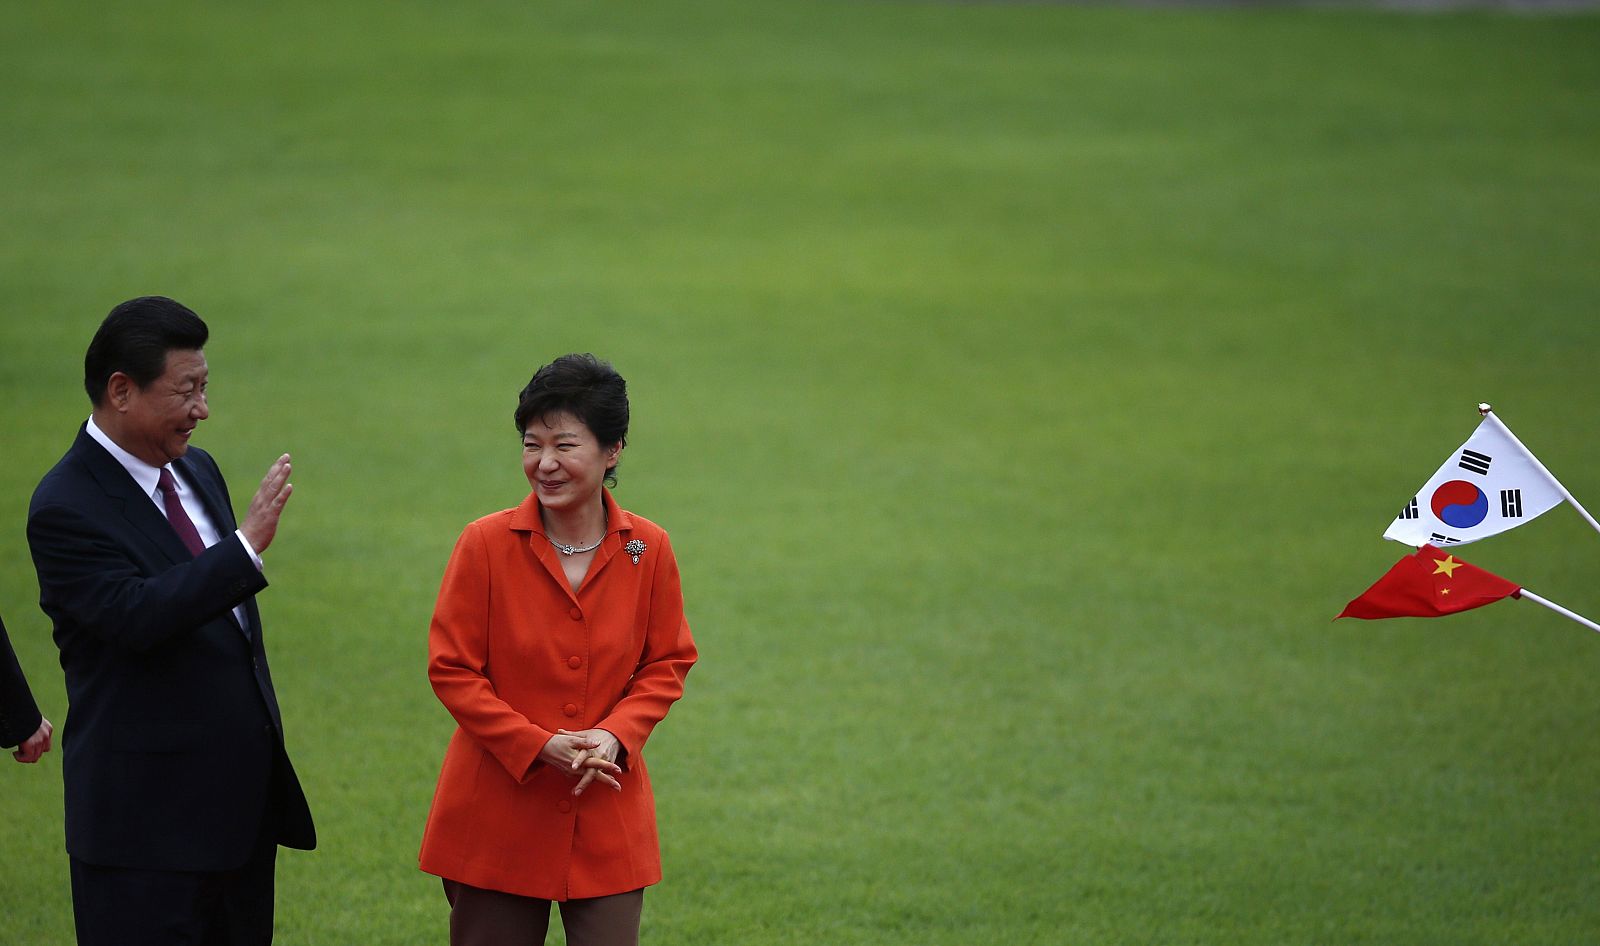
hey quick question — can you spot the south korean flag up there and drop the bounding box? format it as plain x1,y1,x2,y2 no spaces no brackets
1384,411,1566,548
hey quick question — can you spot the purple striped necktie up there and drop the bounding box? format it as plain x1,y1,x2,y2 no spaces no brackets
157,468,208,558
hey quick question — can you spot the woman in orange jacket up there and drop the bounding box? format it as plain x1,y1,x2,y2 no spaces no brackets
420,354,698,945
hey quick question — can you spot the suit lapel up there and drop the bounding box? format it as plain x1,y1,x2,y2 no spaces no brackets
74,428,258,640
73,428,191,567
175,454,258,640
577,489,632,595
174,454,236,531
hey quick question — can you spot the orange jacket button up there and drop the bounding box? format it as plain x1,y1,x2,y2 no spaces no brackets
558,799,572,813
568,607,582,621
563,703,579,717
568,656,582,670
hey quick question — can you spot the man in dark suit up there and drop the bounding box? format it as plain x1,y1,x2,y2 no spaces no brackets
27,296,315,946
1,611,53,763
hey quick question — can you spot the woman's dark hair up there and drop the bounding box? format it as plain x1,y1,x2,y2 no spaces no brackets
515,353,630,487
84,296,209,406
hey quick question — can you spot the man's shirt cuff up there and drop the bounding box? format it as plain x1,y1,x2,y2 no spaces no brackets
235,530,263,570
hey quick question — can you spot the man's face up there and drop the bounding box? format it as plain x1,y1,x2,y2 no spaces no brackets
115,349,210,467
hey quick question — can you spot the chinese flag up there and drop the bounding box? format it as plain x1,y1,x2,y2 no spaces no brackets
1338,545,1520,620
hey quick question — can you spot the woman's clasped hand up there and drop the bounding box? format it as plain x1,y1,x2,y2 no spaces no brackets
539,728,624,795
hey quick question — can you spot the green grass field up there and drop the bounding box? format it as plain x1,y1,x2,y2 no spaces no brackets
4,2,1600,943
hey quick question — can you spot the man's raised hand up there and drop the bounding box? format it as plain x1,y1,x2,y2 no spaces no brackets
241,454,293,553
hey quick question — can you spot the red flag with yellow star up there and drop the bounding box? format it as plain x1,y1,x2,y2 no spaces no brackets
1338,545,1521,620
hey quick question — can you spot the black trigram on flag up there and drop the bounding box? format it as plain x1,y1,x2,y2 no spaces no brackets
1459,449,1493,476
1501,488,1523,518
1399,498,1419,520
1430,532,1462,546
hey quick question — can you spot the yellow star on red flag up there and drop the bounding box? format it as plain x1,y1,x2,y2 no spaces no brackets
1337,545,1521,620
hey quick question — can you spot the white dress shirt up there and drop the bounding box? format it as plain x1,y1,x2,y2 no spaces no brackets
86,416,259,630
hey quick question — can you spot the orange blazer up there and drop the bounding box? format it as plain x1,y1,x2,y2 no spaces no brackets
419,489,697,900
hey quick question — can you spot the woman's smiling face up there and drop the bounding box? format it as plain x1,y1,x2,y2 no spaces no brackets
522,412,622,512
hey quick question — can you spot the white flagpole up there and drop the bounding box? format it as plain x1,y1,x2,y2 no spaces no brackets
1517,588,1600,635
1480,403,1600,539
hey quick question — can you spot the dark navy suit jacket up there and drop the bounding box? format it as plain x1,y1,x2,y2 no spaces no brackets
27,425,315,871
